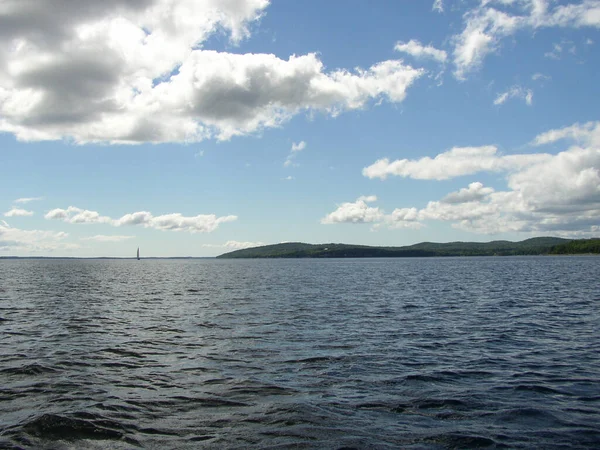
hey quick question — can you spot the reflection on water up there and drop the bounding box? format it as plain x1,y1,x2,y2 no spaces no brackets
1,257,599,448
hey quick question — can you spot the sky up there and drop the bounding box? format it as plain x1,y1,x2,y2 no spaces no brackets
1,0,599,257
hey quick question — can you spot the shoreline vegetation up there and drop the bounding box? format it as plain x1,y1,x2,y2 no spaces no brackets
217,238,600,259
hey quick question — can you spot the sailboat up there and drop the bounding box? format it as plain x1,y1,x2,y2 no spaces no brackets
137,247,140,260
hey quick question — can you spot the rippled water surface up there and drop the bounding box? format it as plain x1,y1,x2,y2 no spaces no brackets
1,257,599,449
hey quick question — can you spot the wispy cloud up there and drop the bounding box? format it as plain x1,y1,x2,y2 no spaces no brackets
4,208,34,217
0,221,73,252
493,85,533,106
284,141,306,167
532,73,551,81
363,146,549,181
394,40,447,63
81,235,135,242
452,1,600,78
14,197,44,204
202,240,265,250
532,121,600,147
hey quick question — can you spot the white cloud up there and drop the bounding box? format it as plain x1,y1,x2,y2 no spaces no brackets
0,221,73,252
452,1,600,78
144,213,237,233
493,85,533,105
433,0,444,13
4,208,34,217
291,141,306,152
321,195,384,224
81,235,135,242
453,7,521,79
394,39,447,63
14,196,43,204
114,211,153,226
362,146,550,180
359,121,600,236
532,121,600,146
532,72,551,81
45,206,112,224
224,240,265,249
202,240,265,249
45,206,237,233
284,140,306,167
383,207,424,230
441,182,495,203
0,0,423,144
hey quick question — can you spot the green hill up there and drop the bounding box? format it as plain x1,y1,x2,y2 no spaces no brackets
216,237,593,258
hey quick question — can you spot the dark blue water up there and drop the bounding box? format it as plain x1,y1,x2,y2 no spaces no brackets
1,257,599,449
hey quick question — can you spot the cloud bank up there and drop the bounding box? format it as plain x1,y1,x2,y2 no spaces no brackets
334,122,600,236
45,206,237,233
0,0,423,144
0,221,73,252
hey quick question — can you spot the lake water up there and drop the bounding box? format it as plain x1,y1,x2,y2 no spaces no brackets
1,257,599,449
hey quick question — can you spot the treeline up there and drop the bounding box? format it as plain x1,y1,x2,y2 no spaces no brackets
217,237,600,259
549,239,600,254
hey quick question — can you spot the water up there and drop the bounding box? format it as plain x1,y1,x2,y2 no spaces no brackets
1,256,599,449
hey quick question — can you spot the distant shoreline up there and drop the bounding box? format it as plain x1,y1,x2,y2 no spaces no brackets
217,237,600,259
2,238,599,259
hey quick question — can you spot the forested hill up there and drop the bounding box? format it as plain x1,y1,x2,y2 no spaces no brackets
217,237,600,258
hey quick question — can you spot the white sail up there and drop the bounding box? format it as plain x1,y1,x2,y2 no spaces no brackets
137,247,140,260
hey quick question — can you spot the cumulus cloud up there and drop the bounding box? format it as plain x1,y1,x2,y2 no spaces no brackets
0,0,423,144
284,140,306,167
321,195,384,224
144,213,237,233
433,0,444,13
0,221,73,252
45,206,237,233
4,208,34,217
362,146,550,180
382,207,424,230
394,40,447,63
452,1,600,78
441,182,495,203
493,85,533,106
45,206,112,224
358,121,600,236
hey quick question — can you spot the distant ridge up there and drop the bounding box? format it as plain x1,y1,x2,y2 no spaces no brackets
217,237,600,259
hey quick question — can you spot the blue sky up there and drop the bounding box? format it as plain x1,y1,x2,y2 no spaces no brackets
1,0,599,256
